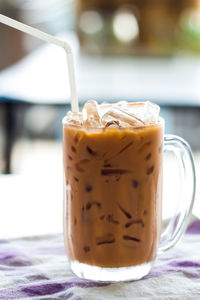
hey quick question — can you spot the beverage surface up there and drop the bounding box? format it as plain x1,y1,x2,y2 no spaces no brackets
64,100,160,129
63,101,163,268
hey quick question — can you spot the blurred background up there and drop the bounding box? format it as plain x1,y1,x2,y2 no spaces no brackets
0,0,200,238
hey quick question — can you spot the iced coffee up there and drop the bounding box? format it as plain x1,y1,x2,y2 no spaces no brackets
63,101,163,272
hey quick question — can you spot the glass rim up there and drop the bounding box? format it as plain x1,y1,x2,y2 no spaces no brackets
62,116,164,131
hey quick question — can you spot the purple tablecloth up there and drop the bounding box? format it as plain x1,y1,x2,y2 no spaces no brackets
0,220,200,299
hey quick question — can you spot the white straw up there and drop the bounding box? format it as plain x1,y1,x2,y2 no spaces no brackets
0,14,79,112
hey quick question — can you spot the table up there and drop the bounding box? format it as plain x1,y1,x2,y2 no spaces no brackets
0,220,200,299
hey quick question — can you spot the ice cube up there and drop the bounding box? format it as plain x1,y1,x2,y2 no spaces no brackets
124,102,145,118
144,101,160,123
127,101,160,124
102,107,144,127
99,103,113,117
66,111,83,125
83,100,101,127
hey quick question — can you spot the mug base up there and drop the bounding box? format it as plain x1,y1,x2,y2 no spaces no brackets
70,260,153,282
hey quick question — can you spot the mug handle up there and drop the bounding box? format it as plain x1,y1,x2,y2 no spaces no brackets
158,134,196,254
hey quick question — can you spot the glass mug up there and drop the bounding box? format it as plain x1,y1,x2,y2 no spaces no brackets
62,115,195,282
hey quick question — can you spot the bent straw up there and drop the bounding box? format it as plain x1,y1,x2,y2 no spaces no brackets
0,14,79,112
